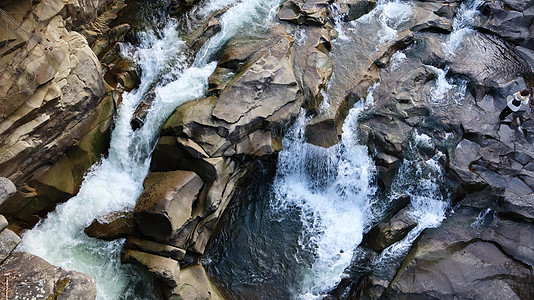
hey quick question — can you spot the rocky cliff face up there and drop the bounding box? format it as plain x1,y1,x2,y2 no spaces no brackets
0,0,135,298
0,0,135,226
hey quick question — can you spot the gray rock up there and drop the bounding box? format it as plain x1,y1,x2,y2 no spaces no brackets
0,229,20,263
0,215,8,232
383,207,534,299
0,252,97,300
366,207,417,252
0,178,16,206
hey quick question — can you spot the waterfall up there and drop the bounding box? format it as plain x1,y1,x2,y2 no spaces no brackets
271,96,377,299
17,0,282,299
444,0,484,56
373,132,449,275
357,0,413,49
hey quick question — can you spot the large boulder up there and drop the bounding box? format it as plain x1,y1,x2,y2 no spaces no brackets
84,210,138,241
169,265,224,300
122,249,181,288
134,170,205,244
0,252,97,299
0,178,16,206
383,207,534,299
0,0,132,227
0,229,21,263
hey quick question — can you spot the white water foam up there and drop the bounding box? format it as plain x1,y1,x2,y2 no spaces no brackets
374,132,449,272
195,0,280,66
272,96,377,299
357,0,413,50
444,0,484,57
329,2,349,41
428,65,455,102
18,0,282,299
389,50,407,70
427,65,468,104
470,208,492,228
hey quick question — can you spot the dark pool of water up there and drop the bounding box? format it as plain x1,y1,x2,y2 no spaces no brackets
204,164,315,300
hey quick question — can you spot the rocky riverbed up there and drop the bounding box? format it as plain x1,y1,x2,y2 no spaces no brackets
1,0,534,299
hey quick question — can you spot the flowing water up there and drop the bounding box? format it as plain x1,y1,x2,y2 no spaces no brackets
206,102,378,300
14,0,483,299
17,0,281,299
444,0,484,56
206,1,479,298
373,132,450,275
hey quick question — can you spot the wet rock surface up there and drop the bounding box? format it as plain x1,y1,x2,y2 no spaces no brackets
336,0,534,298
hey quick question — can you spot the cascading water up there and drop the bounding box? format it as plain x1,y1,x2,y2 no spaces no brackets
358,0,413,49
17,0,282,299
444,0,484,56
373,132,450,274
272,103,378,299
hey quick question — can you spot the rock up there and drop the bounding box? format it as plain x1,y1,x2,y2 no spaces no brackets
134,170,205,243
0,252,96,299
365,207,417,252
84,210,137,241
169,265,224,300
212,31,298,125
150,136,219,182
383,207,534,299
0,0,125,226
504,193,534,221
169,158,240,254
340,0,377,22
388,240,533,299
291,26,333,115
122,249,180,288
126,236,186,260
0,215,8,232
186,10,223,54
0,178,16,205
480,0,534,45
0,229,21,263
374,152,401,189
159,26,302,158
277,0,329,25
446,32,531,86
449,138,484,186
0,93,115,225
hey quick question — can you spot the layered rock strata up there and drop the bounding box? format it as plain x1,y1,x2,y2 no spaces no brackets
0,0,134,298
0,0,135,227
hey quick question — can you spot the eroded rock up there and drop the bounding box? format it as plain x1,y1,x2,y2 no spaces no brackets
84,210,137,241
169,265,224,300
135,170,204,243
0,252,97,300
122,249,181,288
